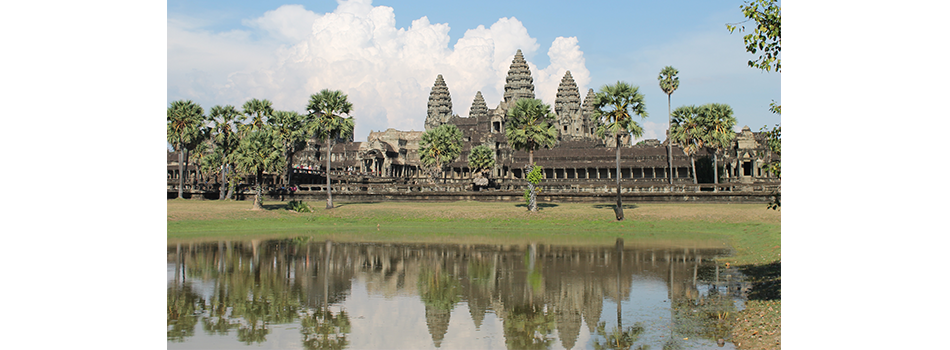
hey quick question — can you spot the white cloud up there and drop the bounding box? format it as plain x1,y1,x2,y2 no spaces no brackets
167,1,592,141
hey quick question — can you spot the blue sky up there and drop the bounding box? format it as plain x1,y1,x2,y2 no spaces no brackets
168,0,780,142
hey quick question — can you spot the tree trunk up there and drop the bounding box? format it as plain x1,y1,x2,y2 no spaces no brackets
667,94,673,185
285,148,294,188
326,140,334,209
253,169,263,210
691,156,697,184
220,163,227,200
713,152,719,190
615,132,624,221
184,148,191,189
528,150,536,212
177,141,185,199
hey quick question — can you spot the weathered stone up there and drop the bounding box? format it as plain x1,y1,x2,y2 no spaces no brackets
503,50,535,105
425,74,453,131
468,91,489,120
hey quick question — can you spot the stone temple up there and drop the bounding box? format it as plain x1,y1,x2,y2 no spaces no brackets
169,49,779,198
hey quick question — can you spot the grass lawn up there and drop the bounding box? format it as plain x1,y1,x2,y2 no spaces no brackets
167,198,781,350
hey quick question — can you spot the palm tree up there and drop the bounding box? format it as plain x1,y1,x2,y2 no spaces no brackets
505,98,558,212
232,126,284,210
307,89,355,209
658,66,679,185
419,124,463,183
592,82,648,221
268,110,309,188
670,106,704,184
698,103,737,186
167,100,204,199
242,98,274,130
209,105,242,200
468,144,496,178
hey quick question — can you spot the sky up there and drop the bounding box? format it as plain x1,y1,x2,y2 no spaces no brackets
167,0,781,143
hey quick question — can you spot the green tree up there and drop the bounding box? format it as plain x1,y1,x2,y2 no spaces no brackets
307,89,355,209
658,66,680,185
728,0,781,208
232,126,284,210
242,98,274,130
670,105,704,184
726,0,781,73
467,144,496,177
698,103,737,186
209,105,242,200
269,110,310,188
167,100,205,199
506,98,557,212
592,82,648,221
419,124,463,183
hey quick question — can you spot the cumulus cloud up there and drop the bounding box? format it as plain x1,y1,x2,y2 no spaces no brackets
167,0,592,141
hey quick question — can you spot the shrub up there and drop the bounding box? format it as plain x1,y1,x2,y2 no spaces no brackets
287,200,312,213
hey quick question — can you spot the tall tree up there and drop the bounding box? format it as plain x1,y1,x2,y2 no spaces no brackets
728,0,781,209
209,105,242,200
419,124,463,183
592,82,648,221
232,126,284,210
727,0,781,73
670,106,704,185
658,66,680,185
698,103,737,186
505,98,557,212
268,110,309,188
307,89,355,209
167,100,205,199
242,98,274,130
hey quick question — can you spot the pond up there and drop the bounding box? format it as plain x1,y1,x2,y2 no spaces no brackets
168,238,747,349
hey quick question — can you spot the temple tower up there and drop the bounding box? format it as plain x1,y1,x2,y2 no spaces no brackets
425,74,453,131
554,70,583,139
468,91,489,120
502,49,535,105
581,88,597,138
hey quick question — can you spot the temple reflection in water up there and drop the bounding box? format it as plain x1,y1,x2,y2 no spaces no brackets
168,238,746,349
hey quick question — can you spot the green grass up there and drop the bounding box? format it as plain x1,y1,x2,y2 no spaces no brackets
168,199,780,264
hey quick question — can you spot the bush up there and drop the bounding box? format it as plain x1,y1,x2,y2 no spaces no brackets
287,200,312,213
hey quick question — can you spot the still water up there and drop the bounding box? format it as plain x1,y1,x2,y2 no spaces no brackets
168,238,746,349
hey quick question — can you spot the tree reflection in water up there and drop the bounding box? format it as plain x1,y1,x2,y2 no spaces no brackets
167,238,743,349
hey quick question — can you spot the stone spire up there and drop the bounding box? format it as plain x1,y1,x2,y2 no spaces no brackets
425,74,453,131
581,88,597,136
554,70,581,118
468,91,489,120
503,49,535,105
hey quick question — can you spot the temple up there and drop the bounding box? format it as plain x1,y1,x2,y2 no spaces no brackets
168,49,779,198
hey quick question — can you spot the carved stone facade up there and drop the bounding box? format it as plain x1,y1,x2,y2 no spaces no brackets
503,49,535,105
425,74,454,131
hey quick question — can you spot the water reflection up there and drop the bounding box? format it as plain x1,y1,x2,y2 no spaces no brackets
167,238,746,349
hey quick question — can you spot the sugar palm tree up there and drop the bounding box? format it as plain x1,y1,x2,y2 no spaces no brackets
232,126,284,210
268,110,309,188
209,105,242,200
167,100,205,199
699,103,737,186
592,82,648,221
506,98,558,212
468,144,496,178
307,89,355,209
242,98,274,131
419,124,463,183
670,106,704,184
658,66,679,185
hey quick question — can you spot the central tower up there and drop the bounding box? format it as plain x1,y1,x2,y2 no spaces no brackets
502,49,535,105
